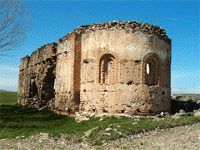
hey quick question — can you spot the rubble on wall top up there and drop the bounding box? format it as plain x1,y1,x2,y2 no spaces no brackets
21,42,57,59
19,42,58,70
36,42,57,52
60,21,170,43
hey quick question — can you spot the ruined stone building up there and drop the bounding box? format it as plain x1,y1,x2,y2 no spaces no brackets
18,21,171,115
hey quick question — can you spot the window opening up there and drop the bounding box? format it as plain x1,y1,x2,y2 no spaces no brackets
99,54,115,84
146,63,150,74
54,79,56,90
144,54,160,86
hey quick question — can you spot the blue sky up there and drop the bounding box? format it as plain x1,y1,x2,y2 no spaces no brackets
0,0,199,94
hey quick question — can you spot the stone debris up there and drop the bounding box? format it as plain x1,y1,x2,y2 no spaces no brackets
71,21,170,44
172,115,181,119
101,133,111,136
74,111,156,123
75,116,90,123
179,109,185,114
105,128,113,132
194,111,200,117
132,122,138,125
99,118,104,121
83,126,98,138
40,133,49,140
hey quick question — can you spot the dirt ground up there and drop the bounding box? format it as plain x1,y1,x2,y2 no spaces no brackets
1,122,200,150
103,122,200,150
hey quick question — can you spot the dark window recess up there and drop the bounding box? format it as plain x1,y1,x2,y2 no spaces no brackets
135,60,141,64
103,109,107,113
30,79,38,97
135,108,141,113
83,59,89,63
127,81,133,85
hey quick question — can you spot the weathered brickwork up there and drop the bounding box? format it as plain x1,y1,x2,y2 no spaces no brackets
18,21,171,115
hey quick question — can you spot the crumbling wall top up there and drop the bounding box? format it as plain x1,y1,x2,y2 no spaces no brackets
19,42,57,71
60,21,171,44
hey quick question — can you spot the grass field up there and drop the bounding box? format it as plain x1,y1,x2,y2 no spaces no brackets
0,92,18,105
1,91,200,145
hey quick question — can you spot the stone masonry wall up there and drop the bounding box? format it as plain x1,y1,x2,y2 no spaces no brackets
18,21,171,115
54,33,81,113
79,26,171,115
80,84,170,114
18,42,57,110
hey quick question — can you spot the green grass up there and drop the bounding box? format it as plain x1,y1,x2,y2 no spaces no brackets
0,92,18,105
1,104,104,140
1,92,200,146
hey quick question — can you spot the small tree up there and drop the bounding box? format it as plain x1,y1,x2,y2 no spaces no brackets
0,0,33,56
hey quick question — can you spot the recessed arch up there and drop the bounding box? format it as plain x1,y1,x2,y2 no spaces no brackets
99,54,116,84
142,53,161,86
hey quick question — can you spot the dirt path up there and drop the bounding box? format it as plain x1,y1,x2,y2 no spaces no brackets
101,122,200,150
1,122,200,150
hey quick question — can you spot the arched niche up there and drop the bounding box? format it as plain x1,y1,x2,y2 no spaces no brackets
99,54,116,84
142,53,161,86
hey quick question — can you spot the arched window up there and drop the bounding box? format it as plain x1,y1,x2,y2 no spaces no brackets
99,54,116,84
143,53,161,86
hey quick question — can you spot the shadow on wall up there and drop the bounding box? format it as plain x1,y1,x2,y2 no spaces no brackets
42,67,56,102
30,77,38,97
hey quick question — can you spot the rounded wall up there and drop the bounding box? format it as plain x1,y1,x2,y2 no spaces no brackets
80,28,171,115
